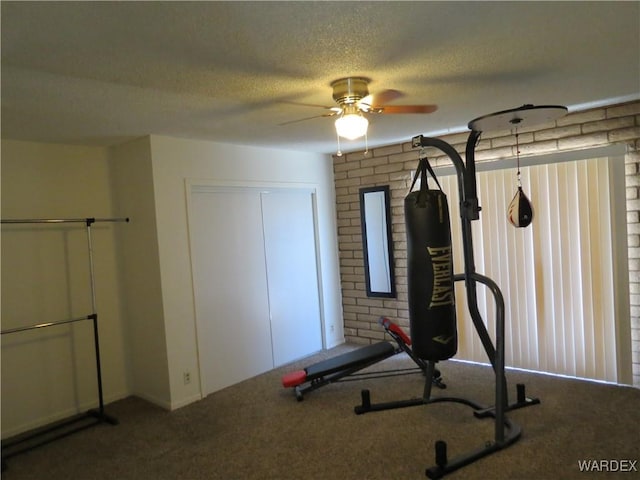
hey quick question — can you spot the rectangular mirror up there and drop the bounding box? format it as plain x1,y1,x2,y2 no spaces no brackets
359,185,396,298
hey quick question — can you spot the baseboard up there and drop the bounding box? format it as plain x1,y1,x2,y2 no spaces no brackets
326,337,345,349
169,393,203,410
131,391,173,411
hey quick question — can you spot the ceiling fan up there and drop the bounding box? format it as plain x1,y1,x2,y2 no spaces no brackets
281,77,438,141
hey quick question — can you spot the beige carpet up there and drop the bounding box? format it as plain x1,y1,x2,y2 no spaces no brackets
2,345,639,480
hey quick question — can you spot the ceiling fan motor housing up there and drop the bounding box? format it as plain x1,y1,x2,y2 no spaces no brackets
331,77,370,105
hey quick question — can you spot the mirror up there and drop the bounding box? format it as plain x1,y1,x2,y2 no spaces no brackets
359,186,396,298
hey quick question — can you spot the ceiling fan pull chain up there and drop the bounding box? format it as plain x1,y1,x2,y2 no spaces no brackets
364,132,369,156
515,130,522,187
336,131,343,157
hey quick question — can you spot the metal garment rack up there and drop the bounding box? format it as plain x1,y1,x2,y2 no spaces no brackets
354,106,567,479
1,217,129,469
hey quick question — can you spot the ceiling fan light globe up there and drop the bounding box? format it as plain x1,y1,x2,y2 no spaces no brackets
335,113,368,140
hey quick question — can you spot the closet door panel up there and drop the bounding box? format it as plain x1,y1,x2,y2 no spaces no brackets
261,190,323,366
190,190,273,395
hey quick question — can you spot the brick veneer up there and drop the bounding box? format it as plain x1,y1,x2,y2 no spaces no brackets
332,100,640,386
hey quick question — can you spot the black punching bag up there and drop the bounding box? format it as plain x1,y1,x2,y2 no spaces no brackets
405,157,457,361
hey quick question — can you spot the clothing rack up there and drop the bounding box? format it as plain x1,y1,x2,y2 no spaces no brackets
1,217,129,469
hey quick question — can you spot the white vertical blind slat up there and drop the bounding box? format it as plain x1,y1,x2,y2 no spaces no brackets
576,161,591,378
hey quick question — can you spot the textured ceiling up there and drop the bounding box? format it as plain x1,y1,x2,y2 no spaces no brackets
2,1,639,154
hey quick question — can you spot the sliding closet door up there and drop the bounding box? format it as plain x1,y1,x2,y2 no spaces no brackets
190,185,324,396
261,190,322,366
190,189,273,395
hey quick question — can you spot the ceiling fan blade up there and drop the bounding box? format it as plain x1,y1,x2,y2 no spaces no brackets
370,89,404,106
278,112,338,126
378,104,438,114
359,89,405,111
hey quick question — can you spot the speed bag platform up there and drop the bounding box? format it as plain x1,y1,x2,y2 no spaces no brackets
405,157,457,361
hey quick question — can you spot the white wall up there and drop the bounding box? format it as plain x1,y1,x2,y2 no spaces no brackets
1,134,344,431
1,139,130,437
148,135,344,408
109,137,171,407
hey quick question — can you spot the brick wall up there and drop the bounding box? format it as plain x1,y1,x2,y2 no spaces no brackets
332,100,640,386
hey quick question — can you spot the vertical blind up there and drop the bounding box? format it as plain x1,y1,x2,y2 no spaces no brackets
440,157,618,382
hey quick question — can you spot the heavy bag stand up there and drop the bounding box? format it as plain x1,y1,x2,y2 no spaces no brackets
354,105,567,479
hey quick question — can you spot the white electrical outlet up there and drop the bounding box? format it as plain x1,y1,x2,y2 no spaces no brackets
183,371,191,385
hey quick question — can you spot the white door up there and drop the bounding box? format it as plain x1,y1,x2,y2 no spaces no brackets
190,189,274,395
189,186,323,395
261,190,323,366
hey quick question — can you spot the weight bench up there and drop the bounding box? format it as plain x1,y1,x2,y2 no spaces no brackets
281,317,445,400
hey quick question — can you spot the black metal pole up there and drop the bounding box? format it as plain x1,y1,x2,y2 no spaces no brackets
90,313,105,415
412,133,508,444
467,272,507,442
85,219,106,417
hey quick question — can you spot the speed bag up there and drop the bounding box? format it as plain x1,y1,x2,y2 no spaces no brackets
404,188,457,361
507,186,534,228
